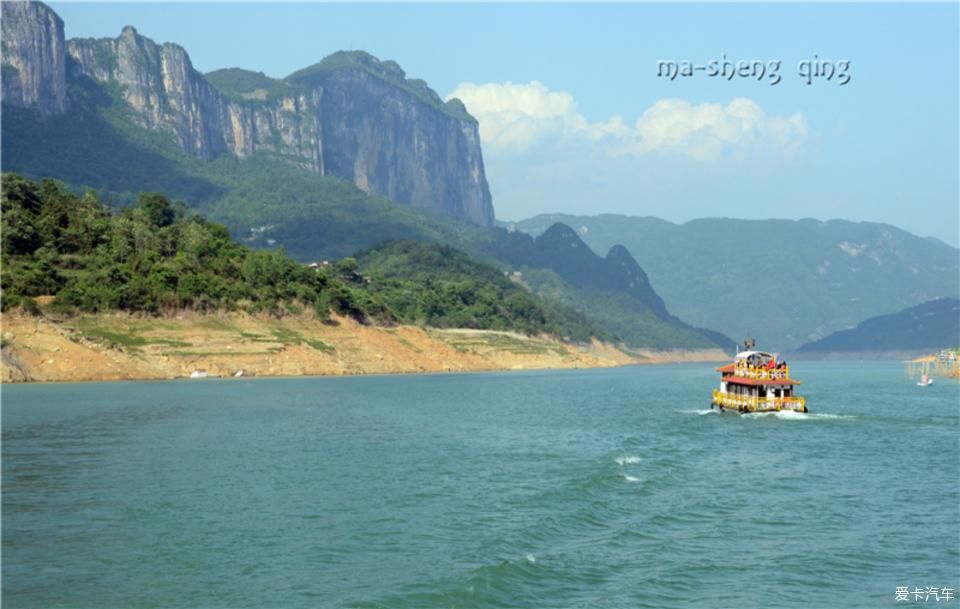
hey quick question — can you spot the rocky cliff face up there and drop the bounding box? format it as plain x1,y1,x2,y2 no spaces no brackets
68,28,239,160
310,69,492,225
1,1,67,115
66,28,325,170
2,2,494,226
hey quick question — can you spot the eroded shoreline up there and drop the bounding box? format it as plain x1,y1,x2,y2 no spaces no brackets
0,312,728,384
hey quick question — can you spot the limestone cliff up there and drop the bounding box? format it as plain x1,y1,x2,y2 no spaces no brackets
1,2,494,226
290,59,493,225
67,28,243,160
65,28,325,170
1,0,67,115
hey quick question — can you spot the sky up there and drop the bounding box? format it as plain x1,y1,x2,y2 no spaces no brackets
50,2,960,246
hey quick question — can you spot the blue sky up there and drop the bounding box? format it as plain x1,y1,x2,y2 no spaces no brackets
51,2,959,245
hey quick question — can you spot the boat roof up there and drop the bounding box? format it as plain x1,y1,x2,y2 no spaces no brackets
735,350,777,360
724,376,800,387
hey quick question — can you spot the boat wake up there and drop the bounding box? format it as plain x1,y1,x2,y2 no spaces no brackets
743,410,856,421
614,455,641,465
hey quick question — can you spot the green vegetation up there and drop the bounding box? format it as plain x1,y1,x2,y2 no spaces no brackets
355,241,606,342
269,327,334,352
71,320,192,350
285,51,474,122
796,298,960,352
205,68,305,103
2,100,212,203
519,268,722,349
459,224,734,350
202,154,462,261
1,92,469,262
1,175,607,343
513,214,960,349
0,174,387,322
0,118,736,349
434,331,568,357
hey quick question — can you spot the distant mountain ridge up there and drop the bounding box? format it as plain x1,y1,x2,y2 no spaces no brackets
510,224,669,315
511,214,960,349
794,298,960,354
463,223,735,350
1,1,493,226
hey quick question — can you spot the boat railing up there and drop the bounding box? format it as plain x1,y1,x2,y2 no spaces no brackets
712,389,805,412
733,363,791,381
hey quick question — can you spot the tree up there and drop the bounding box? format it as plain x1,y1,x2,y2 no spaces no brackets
1,174,42,255
136,192,176,228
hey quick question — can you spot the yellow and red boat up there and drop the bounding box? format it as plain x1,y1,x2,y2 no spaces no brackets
710,339,807,413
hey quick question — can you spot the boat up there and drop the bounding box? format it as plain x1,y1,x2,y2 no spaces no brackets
710,338,807,413
906,355,951,383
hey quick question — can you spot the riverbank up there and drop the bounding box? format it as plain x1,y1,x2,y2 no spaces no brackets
0,312,728,383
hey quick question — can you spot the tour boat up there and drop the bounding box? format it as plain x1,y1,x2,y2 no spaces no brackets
710,339,807,413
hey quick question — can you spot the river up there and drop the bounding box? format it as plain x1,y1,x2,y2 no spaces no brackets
3,362,957,608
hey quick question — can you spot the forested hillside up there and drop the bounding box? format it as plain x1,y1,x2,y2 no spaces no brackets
795,298,960,353
0,174,606,342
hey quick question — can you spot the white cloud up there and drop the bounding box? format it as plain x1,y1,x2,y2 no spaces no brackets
446,81,806,161
626,97,807,160
445,81,626,153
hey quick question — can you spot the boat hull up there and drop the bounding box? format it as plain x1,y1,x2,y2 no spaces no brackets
710,401,808,414
710,389,807,414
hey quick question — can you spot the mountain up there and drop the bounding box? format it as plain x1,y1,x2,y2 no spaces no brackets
510,214,960,349
0,2,733,353
1,1,493,226
794,298,960,354
461,224,735,350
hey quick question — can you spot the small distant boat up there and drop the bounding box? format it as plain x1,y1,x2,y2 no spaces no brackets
710,338,807,413
189,370,218,379
917,373,933,386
